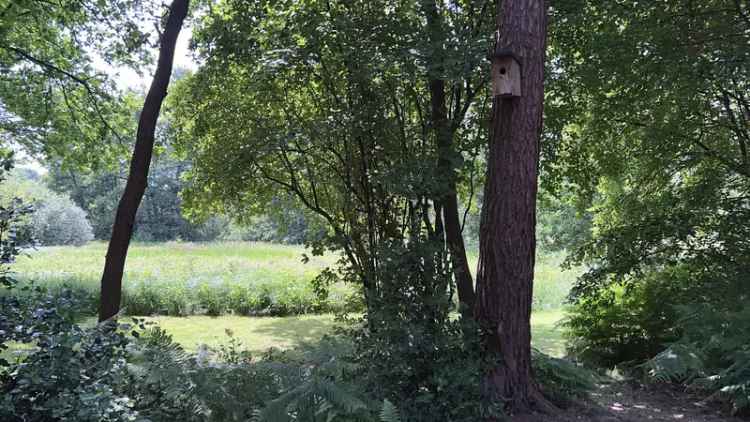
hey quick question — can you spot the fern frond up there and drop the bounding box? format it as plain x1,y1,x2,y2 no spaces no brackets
379,399,401,422
643,344,705,383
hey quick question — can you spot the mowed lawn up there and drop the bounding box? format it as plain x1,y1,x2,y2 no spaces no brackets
145,310,567,357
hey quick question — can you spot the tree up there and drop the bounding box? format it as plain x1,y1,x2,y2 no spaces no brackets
546,0,750,371
98,0,190,322
546,0,750,297
0,0,156,170
474,0,550,414
422,0,482,318
173,0,492,316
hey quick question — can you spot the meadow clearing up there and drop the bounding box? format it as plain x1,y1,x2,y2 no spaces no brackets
11,241,579,356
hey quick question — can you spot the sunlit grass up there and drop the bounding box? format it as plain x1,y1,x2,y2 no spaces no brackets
146,314,338,353
12,241,347,316
531,309,567,357
15,241,335,288
2,310,567,364
139,310,565,356
7,243,572,359
12,242,581,315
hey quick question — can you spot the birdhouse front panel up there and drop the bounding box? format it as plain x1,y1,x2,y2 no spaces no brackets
492,56,522,98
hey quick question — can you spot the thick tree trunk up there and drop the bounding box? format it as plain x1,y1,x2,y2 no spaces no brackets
98,0,189,322
474,0,549,415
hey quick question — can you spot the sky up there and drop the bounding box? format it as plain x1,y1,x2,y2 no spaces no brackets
110,23,196,90
17,19,196,175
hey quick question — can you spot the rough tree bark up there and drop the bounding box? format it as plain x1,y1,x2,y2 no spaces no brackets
98,0,190,322
474,0,550,415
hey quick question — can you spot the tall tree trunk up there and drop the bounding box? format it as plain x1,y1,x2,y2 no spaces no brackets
430,79,476,318
98,0,189,322
423,0,476,318
474,0,549,415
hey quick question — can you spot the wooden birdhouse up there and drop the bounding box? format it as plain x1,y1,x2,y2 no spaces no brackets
491,49,522,98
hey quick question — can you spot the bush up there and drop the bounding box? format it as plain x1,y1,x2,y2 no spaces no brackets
566,258,750,415
0,287,378,422
532,349,596,407
188,216,229,241
564,267,690,368
643,304,750,415
223,216,278,242
0,171,94,246
32,195,94,246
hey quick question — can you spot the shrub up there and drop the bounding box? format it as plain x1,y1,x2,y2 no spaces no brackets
532,349,596,407
564,267,690,368
197,282,228,316
644,304,750,415
0,288,378,422
0,171,94,246
567,257,750,415
0,198,34,288
188,216,229,241
32,194,94,246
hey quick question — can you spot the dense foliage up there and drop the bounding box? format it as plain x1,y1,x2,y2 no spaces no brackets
0,152,34,288
47,155,322,243
0,0,162,169
172,0,491,312
6,0,750,418
550,0,750,413
0,288,366,421
0,279,591,422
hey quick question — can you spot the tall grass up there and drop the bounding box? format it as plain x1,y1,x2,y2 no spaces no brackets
12,242,350,316
12,242,580,316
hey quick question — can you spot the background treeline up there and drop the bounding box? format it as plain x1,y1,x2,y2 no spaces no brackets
2,156,325,246
4,153,589,251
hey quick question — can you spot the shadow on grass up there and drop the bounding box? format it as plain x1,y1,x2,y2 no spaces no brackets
249,316,337,347
144,315,337,352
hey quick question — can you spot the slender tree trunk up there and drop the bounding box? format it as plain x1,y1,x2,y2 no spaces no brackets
98,0,189,322
430,80,476,318
474,0,549,415
423,0,476,318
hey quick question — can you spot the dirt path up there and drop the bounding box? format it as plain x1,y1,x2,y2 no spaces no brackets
583,381,743,422
515,381,746,422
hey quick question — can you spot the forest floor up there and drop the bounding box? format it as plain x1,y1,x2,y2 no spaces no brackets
522,380,745,422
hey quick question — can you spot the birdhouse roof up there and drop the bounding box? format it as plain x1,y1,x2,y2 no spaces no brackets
491,48,522,63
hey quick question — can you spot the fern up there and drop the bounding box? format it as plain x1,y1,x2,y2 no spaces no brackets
643,343,706,383
642,304,750,415
699,349,750,415
379,399,401,422
257,374,369,421
532,348,596,405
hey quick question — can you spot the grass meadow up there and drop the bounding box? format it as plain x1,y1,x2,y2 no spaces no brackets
13,241,349,316
8,241,579,356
